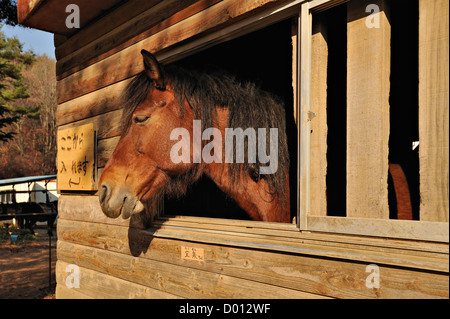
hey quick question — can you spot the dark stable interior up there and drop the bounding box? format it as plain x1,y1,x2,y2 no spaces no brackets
320,0,419,219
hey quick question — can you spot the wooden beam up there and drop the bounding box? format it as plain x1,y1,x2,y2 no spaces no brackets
56,78,131,127
418,0,449,222
346,0,391,219
310,12,328,216
298,1,312,228
56,0,218,78
308,215,449,244
55,0,162,60
57,195,449,271
18,0,123,35
56,219,449,298
17,0,45,24
57,109,123,141
55,0,282,103
57,239,325,299
56,261,182,299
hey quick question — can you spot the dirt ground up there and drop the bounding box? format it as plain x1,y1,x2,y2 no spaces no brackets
0,228,57,299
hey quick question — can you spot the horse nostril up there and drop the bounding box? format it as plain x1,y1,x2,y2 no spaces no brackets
99,183,111,205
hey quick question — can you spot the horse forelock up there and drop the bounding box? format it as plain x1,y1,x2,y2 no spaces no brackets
121,72,154,133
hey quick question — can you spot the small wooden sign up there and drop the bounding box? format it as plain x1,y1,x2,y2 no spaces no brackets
181,246,204,262
57,123,97,191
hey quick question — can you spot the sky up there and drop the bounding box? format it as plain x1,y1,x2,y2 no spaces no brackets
2,24,56,59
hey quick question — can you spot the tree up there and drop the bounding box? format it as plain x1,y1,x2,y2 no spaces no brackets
0,26,35,142
0,0,18,26
9,54,57,175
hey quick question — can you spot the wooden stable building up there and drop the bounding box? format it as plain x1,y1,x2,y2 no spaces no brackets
18,0,448,298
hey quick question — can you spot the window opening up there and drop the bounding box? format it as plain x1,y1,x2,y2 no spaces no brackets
163,18,296,222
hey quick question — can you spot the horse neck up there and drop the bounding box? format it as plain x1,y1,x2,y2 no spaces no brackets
204,163,289,222
204,107,288,222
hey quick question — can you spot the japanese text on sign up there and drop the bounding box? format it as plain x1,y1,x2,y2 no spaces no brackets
181,246,205,261
57,123,96,191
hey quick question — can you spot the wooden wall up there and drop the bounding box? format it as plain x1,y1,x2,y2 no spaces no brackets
56,196,449,299
53,0,449,298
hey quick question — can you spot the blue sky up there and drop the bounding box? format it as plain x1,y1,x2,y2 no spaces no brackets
2,24,55,59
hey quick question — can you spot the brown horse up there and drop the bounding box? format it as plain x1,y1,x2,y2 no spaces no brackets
99,50,290,223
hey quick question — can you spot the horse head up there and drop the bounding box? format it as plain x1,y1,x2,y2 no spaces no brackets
99,50,195,219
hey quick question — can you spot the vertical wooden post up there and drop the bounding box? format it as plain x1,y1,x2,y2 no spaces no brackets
298,1,312,228
310,13,328,216
418,0,449,222
346,0,391,219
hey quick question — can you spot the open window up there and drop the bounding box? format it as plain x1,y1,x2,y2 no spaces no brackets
302,0,448,242
162,18,298,222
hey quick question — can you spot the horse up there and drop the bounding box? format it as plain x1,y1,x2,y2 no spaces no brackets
99,50,290,223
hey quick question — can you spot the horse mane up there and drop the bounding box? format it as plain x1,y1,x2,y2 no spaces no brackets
122,65,289,206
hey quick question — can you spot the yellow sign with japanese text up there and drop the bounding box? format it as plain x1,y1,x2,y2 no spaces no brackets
57,123,96,191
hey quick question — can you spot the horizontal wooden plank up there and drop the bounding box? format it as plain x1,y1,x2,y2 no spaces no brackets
57,239,326,299
53,34,67,47
156,0,302,65
58,194,145,229
55,0,162,60
17,0,45,25
56,0,218,78
56,78,131,127
18,0,123,35
57,208,449,274
309,0,349,13
307,216,449,243
97,136,120,168
56,0,284,103
56,284,94,299
56,260,182,299
57,220,449,298
57,195,449,271
58,109,123,141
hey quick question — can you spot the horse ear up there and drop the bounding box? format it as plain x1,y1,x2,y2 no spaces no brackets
141,50,165,90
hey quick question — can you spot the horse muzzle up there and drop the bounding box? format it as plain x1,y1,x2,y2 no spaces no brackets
99,182,145,219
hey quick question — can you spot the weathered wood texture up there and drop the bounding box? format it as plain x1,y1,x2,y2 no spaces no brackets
17,0,123,36
55,0,284,103
418,0,449,222
298,1,312,229
56,261,181,299
56,195,449,299
310,13,328,217
54,0,162,59
346,0,390,219
56,0,218,79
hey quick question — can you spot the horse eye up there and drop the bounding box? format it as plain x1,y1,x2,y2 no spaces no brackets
249,168,261,183
134,115,150,124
